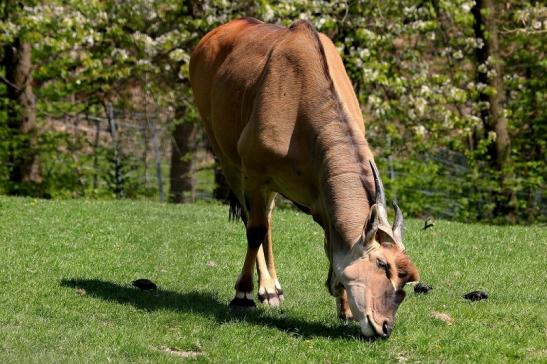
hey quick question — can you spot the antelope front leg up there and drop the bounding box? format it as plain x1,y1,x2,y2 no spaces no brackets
255,197,283,307
256,244,283,307
337,289,354,321
326,250,352,321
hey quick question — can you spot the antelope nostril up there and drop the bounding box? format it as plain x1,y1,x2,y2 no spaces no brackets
382,321,392,336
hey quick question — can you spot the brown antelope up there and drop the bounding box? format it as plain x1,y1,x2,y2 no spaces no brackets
190,18,419,338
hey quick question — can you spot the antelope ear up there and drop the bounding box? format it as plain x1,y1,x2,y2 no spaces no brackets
377,225,397,246
375,203,398,245
363,204,379,246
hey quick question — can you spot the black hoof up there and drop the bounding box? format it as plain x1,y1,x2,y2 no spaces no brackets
338,314,356,322
257,292,279,303
229,296,256,309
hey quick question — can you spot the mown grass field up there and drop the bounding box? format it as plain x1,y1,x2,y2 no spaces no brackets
0,196,545,363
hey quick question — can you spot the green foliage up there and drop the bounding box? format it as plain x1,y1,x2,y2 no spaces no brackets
0,1,545,223
259,0,545,223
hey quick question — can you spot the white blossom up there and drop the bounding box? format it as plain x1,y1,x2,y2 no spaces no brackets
359,48,370,59
168,49,186,62
317,18,326,28
368,95,382,107
84,35,94,46
414,125,427,136
408,109,416,120
133,31,157,56
363,68,379,81
111,48,128,61
263,5,275,22
415,97,427,116
468,115,482,126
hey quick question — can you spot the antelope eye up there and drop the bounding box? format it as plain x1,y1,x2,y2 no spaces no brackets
398,270,408,279
377,259,388,269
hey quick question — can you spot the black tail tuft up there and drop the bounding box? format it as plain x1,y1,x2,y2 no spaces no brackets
228,190,243,222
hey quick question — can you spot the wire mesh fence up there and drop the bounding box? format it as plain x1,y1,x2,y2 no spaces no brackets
42,106,546,222
380,147,546,221
43,103,210,202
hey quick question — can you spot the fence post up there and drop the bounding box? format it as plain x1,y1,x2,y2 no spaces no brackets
141,119,149,188
71,112,85,194
150,120,164,202
90,114,100,190
106,102,124,198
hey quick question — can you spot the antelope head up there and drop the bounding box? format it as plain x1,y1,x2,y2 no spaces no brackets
330,160,419,338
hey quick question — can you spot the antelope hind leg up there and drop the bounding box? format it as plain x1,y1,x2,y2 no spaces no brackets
230,186,277,309
229,224,265,309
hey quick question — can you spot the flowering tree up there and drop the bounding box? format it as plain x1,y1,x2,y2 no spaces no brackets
0,0,544,222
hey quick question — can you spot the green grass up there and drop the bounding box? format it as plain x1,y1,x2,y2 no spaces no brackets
0,196,545,363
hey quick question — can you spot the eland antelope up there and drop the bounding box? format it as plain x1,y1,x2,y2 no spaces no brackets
190,18,419,338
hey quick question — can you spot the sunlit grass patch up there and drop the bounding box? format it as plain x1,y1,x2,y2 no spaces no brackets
0,196,545,363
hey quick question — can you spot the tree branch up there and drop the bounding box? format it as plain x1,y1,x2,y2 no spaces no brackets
500,28,547,34
0,75,21,90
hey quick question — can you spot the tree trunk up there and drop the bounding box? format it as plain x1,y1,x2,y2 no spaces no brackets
169,105,198,203
472,0,511,168
472,0,515,221
3,38,42,196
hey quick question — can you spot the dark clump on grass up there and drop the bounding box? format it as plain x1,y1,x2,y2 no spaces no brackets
463,290,489,301
423,217,435,230
59,278,360,340
131,279,158,291
414,283,433,294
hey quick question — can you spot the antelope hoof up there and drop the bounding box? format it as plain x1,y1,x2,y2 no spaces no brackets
338,311,355,322
337,295,353,321
229,291,256,310
257,281,284,308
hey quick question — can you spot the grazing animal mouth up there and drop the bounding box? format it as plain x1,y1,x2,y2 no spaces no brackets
366,314,387,338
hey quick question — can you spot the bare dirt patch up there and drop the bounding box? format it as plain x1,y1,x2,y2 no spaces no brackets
431,311,454,325
155,346,204,359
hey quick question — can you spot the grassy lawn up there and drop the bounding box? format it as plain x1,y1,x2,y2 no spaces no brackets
0,196,545,363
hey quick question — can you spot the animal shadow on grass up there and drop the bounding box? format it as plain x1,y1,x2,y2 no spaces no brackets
60,278,360,340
